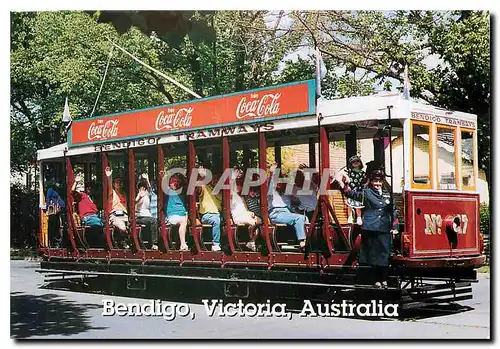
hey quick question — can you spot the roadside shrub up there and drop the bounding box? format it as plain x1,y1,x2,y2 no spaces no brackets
10,183,38,248
480,203,490,236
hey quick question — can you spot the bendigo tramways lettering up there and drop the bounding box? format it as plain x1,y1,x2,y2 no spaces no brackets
175,122,275,141
93,137,160,152
410,112,476,129
424,213,469,235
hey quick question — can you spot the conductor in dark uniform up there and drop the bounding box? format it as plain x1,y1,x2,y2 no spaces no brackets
338,169,398,288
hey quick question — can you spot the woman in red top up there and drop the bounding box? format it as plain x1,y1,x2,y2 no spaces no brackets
71,174,103,227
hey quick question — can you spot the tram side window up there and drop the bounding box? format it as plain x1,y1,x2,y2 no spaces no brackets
412,123,431,186
437,127,457,190
461,129,475,189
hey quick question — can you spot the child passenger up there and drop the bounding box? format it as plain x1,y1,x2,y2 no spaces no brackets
346,155,365,225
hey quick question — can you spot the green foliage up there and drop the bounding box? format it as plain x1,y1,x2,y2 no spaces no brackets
10,183,39,248
480,203,490,236
289,10,490,181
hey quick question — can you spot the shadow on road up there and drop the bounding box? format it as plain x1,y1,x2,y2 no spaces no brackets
11,292,107,339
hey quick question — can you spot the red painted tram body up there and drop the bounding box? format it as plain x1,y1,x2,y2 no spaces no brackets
36,80,485,308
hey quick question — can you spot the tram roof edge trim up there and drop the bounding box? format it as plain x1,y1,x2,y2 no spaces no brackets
68,80,316,148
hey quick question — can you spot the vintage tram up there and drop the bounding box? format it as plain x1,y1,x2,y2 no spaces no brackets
36,80,485,309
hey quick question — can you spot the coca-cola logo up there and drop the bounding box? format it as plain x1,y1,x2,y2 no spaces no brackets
155,107,194,131
236,93,281,119
87,119,119,140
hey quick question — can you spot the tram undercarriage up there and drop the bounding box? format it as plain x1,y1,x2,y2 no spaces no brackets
37,254,479,312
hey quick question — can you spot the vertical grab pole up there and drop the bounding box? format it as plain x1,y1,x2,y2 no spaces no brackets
187,139,201,253
258,131,273,255
157,145,168,251
64,155,79,252
101,152,113,250
386,106,395,232
222,136,235,253
243,143,251,170
128,148,140,251
319,125,334,253
38,161,47,248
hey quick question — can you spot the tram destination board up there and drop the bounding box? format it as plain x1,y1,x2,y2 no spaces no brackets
68,80,316,147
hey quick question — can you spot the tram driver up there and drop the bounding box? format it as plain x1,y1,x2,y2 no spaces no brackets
338,169,398,288
267,163,307,249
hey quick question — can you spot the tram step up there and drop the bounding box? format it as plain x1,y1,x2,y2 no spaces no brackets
407,281,471,292
401,294,473,310
410,287,472,300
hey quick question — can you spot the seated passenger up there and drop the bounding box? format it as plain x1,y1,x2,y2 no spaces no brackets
198,166,222,252
72,174,103,228
165,174,189,251
135,174,158,250
291,164,318,222
230,169,261,252
245,186,262,223
267,163,306,249
105,167,129,236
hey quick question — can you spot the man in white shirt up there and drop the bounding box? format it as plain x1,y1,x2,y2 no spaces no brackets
135,174,158,250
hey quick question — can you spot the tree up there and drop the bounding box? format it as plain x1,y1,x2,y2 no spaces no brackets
10,11,191,172
287,10,490,182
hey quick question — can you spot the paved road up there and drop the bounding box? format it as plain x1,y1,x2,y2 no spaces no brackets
10,260,490,339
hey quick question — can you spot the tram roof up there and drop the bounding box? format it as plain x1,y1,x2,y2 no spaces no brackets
37,92,477,161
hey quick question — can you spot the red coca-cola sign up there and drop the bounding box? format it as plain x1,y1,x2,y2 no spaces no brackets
87,119,119,140
155,107,194,131
236,93,281,119
69,80,315,147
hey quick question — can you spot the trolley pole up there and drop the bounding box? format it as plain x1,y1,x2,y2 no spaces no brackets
316,114,324,234
386,105,395,231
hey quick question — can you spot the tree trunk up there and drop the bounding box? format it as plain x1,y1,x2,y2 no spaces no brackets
188,51,204,97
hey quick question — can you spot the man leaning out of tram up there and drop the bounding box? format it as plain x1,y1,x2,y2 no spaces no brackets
165,174,189,251
197,165,222,252
338,169,398,288
105,167,129,234
71,173,103,227
267,163,307,249
230,168,261,252
135,173,158,250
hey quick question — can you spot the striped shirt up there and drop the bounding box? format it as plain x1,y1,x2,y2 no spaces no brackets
245,195,261,218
